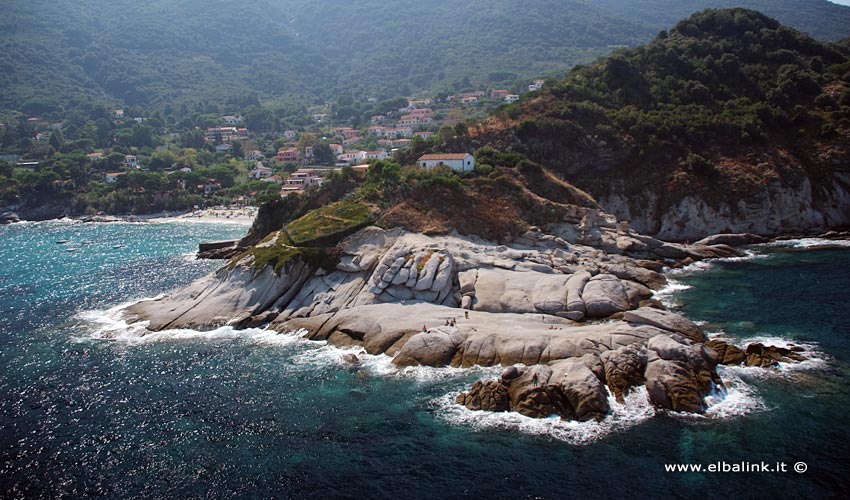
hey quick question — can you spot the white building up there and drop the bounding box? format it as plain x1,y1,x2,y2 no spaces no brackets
246,150,264,162
249,164,273,179
417,153,475,172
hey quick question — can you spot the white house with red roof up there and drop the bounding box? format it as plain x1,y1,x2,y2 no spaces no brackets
417,153,475,172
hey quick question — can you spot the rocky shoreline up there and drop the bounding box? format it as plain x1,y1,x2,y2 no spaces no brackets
123,206,821,423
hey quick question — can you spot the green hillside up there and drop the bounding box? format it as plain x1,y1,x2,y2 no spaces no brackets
473,8,850,203
2,0,850,115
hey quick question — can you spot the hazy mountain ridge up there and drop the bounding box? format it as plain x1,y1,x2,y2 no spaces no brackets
2,0,849,114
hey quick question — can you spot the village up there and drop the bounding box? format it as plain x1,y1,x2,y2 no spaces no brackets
0,80,545,213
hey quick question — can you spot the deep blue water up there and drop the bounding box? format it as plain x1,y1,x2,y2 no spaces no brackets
1,223,848,499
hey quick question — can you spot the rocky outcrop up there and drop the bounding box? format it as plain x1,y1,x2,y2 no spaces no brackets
705,339,807,368
623,307,706,343
705,340,746,365
124,209,804,424
744,343,807,368
457,333,724,420
0,210,20,224
644,334,721,413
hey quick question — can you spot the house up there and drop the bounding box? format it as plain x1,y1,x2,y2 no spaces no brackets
329,143,344,156
461,96,479,105
491,89,508,99
179,167,193,173
246,150,264,162
312,113,327,122
284,130,297,140
529,79,544,92
275,148,300,163
86,153,105,162
408,108,433,118
333,127,360,139
249,164,273,179
205,127,239,142
384,127,413,139
204,181,222,196
337,151,366,165
265,175,284,184
408,99,433,108
505,94,520,103
281,168,324,195
215,143,232,152
51,122,63,130
417,153,475,172
342,136,363,146
414,131,434,140
113,109,124,119
105,172,126,183
351,164,370,178
124,155,138,168
222,115,243,125
399,115,431,127
35,133,48,141
364,150,388,161
133,117,146,123
394,139,412,149
368,126,388,137
370,115,386,123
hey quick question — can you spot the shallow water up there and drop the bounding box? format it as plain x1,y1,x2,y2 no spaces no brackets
1,223,848,499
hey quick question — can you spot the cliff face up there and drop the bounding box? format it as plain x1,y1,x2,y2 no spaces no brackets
600,172,850,240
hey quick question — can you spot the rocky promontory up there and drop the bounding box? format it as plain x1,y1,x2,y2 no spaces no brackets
120,201,802,423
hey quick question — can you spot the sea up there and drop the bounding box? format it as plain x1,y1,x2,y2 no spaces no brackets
1,220,848,499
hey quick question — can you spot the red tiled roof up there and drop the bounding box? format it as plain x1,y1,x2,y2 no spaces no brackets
418,153,470,161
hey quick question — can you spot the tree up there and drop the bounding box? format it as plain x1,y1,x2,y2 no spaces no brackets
149,149,178,171
231,140,243,159
49,129,64,152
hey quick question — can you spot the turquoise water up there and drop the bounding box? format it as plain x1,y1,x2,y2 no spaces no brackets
1,222,848,499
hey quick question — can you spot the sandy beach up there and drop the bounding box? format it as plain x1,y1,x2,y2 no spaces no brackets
147,206,257,226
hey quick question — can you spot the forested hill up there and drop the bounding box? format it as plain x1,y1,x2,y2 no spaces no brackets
3,0,850,115
471,8,850,236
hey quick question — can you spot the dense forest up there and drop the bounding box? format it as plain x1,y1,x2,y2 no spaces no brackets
2,0,849,117
473,8,850,206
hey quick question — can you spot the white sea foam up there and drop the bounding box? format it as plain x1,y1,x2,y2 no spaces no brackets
764,238,850,249
653,279,692,307
433,385,656,446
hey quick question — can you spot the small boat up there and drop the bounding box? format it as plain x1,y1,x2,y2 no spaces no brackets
56,240,69,244
66,248,78,252
112,244,126,249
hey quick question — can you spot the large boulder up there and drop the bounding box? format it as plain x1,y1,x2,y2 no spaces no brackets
505,366,564,418
582,274,629,318
644,335,721,413
695,233,768,247
744,343,807,368
600,343,647,403
549,359,610,421
456,380,510,412
705,339,746,365
565,270,591,319
623,307,706,343
392,328,466,367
